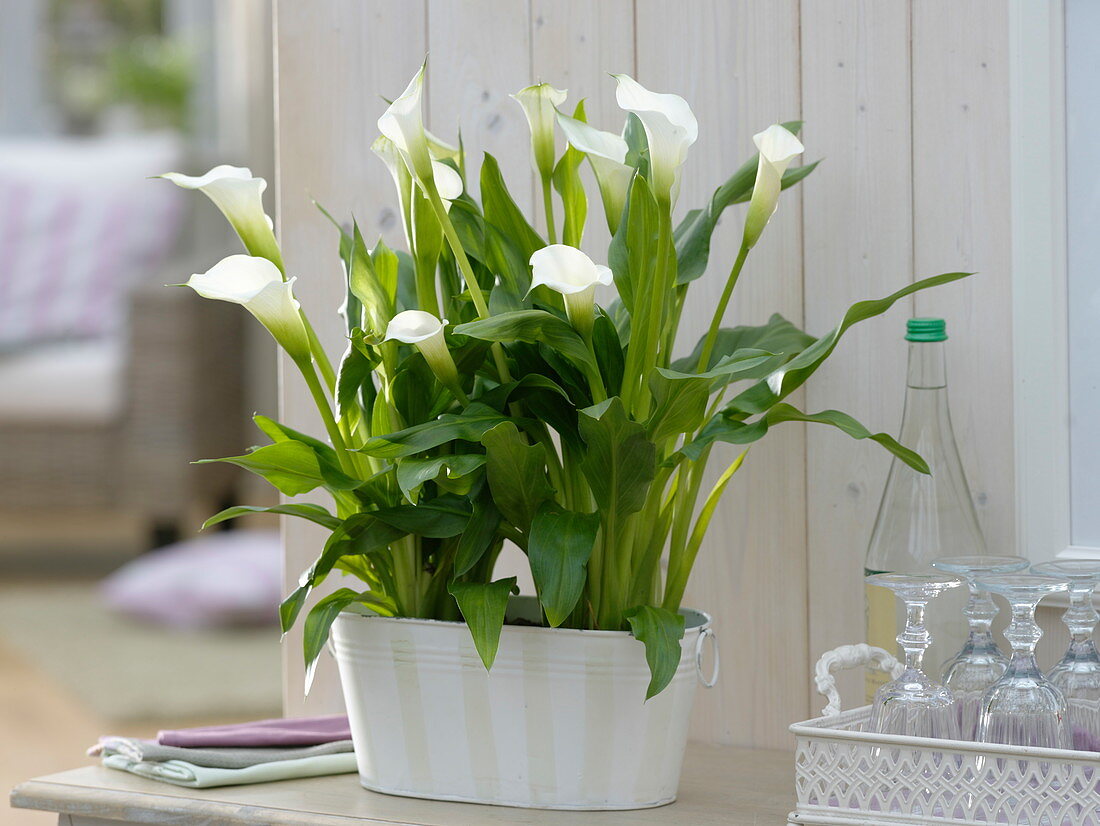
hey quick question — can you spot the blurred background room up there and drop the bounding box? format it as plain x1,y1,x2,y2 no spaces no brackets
0,2,281,818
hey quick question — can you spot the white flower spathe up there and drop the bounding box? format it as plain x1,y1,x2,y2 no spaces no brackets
555,110,633,234
186,255,309,360
529,244,613,337
385,310,464,399
431,160,464,203
378,63,435,184
742,124,804,250
161,165,282,265
611,74,697,202
512,82,568,179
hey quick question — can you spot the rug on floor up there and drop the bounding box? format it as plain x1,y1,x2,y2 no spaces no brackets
0,582,282,723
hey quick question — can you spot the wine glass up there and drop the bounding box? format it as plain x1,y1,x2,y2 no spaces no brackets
865,572,963,739
1032,559,1100,751
931,555,1030,739
975,575,1070,749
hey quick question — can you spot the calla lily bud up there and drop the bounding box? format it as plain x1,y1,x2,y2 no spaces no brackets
555,111,633,234
512,83,568,179
742,124,804,251
186,255,309,361
385,310,466,402
378,63,435,185
371,134,415,242
529,244,613,338
161,166,283,268
611,74,697,203
430,160,463,204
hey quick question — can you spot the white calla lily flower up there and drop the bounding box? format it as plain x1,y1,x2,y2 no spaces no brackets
555,110,633,234
378,63,435,184
161,165,283,267
742,124,804,250
512,83,568,179
612,74,697,203
385,310,466,402
186,255,309,360
529,244,613,337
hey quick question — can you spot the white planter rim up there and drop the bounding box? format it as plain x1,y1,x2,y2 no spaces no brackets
339,595,711,640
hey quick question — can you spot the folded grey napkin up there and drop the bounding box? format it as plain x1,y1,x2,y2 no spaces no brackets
89,736,354,769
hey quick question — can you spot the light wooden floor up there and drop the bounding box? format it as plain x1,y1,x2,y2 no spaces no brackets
1,637,236,826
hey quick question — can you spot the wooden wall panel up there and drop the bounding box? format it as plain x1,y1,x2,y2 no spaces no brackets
911,0,1015,556
801,0,914,709
635,0,808,749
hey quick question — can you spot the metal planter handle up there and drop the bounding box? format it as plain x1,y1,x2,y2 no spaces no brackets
694,627,720,688
813,643,903,716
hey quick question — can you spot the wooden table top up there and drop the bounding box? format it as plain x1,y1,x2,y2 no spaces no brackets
11,743,794,825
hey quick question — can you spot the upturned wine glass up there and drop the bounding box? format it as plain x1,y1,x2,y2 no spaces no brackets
931,555,1030,739
866,572,964,739
975,575,1070,749
1032,559,1100,751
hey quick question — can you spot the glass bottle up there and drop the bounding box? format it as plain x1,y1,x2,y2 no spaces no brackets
864,317,987,702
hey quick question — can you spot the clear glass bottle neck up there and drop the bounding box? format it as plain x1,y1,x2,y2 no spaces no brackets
906,340,947,389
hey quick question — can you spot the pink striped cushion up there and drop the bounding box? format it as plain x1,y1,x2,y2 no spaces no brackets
0,135,185,350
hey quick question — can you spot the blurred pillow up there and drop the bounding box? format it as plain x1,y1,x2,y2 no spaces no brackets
101,530,281,629
0,133,184,351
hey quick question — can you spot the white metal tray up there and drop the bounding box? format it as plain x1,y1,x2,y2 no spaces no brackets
787,644,1100,825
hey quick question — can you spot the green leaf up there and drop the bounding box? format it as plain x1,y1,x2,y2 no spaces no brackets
454,310,596,371
727,272,972,416
202,503,340,532
608,174,658,316
578,397,656,524
592,312,625,396
625,605,686,699
395,454,486,503
552,100,588,248
454,497,502,576
371,495,473,538
674,120,814,285
449,577,517,670
672,313,814,373
480,421,554,531
280,584,309,634
303,588,397,686
528,502,600,627
349,221,394,337
197,440,358,497
359,403,511,459
303,513,408,594
335,342,377,419
646,372,710,445
684,403,930,473
481,153,545,260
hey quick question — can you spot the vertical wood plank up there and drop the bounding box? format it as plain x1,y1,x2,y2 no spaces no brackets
635,0,808,749
427,0,533,208
801,0,914,708
274,0,427,716
911,0,1014,555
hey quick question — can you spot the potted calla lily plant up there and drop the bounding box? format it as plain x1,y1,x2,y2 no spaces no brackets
164,62,965,810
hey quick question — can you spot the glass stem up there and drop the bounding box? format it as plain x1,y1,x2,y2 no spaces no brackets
900,601,930,672
1064,585,1099,643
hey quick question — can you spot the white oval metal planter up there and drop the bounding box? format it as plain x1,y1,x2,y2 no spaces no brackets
330,598,716,810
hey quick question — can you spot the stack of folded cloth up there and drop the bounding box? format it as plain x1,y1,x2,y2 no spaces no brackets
89,715,357,788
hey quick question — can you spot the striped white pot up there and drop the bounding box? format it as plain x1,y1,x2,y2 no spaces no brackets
330,598,716,810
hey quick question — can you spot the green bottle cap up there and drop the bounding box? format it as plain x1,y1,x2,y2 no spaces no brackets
906,317,947,342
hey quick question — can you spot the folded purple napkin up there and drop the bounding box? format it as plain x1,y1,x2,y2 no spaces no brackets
157,715,351,748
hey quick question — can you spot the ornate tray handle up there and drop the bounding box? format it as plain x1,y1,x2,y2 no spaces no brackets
813,643,903,717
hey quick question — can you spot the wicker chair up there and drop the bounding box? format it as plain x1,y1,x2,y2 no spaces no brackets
0,276,247,571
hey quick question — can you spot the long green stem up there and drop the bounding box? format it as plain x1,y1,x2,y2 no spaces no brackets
293,355,353,475
541,173,558,244
633,200,674,419
695,244,749,373
424,182,514,385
